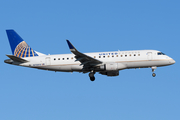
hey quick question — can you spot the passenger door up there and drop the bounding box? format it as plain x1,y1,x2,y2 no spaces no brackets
147,52,152,61
45,57,51,65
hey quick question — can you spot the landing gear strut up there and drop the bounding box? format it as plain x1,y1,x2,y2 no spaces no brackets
89,71,95,81
151,66,157,77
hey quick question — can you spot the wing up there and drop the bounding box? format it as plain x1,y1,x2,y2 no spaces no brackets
66,40,102,67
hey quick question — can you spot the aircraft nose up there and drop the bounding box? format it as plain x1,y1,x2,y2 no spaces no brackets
170,59,175,64
172,59,176,64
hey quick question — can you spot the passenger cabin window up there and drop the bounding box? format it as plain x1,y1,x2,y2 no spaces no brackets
157,52,166,55
54,58,56,60
58,58,60,60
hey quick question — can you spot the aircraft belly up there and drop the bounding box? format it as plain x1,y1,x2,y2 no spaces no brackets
126,61,152,68
58,66,72,72
40,64,83,72
125,60,170,68
36,65,72,72
71,65,83,71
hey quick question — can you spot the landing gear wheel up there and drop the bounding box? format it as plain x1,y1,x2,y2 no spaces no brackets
89,72,95,81
90,77,95,81
152,73,156,77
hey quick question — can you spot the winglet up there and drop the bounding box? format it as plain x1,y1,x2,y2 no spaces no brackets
66,40,102,65
66,40,75,50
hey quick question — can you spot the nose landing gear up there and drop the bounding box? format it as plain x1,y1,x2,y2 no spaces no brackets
152,73,156,77
151,66,157,77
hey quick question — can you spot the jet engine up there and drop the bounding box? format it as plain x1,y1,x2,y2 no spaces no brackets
99,63,126,71
100,71,119,76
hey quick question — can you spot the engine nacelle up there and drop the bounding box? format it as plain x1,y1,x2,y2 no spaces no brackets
100,71,119,76
100,63,126,71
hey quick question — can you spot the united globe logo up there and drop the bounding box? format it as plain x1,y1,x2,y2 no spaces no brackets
14,41,38,58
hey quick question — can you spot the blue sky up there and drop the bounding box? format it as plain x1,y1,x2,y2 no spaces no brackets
0,0,179,120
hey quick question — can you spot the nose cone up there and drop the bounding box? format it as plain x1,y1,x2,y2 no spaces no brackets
170,59,176,64
172,59,176,64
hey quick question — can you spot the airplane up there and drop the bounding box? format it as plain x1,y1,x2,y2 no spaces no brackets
4,30,175,81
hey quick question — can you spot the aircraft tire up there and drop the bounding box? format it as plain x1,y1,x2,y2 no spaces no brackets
89,72,94,77
152,73,156,77
90,77,95,81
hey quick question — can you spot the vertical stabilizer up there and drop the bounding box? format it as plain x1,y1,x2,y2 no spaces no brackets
6,30,39,58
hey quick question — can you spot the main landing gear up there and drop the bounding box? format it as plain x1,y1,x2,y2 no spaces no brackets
151,66,157,77
89,71,95,81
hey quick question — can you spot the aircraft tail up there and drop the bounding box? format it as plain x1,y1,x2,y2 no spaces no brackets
6,30,39,58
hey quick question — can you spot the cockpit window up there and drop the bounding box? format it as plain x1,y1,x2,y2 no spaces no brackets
157,52,166,55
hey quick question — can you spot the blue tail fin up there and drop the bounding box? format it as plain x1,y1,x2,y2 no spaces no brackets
6,30,38,58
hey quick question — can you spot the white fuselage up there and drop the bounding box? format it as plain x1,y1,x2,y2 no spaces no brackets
5,30,175,80
16,50,175,73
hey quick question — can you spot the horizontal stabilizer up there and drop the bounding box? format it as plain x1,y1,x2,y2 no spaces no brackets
6,55,28,63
